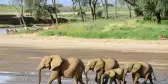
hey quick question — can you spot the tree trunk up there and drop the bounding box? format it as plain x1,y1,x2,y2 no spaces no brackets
89,0,94,20
53,0,58,24
93,3,97,20
49,11,56,24
78,1,84,22
127,4,132,18
105,0,109,19
18,0,27,29
72,1,76,16
114,0,117,18
89,0,98,20
155,12,161,24
21,0,24,16
21,16,27,29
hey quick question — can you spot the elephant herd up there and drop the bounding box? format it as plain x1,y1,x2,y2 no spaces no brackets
37,55,156,84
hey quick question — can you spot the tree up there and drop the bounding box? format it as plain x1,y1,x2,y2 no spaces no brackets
100,0,109,19
52,0,58,24
114,0,117,18
10,0,26,29
118,0,132,18
78,0,85,22
124,0,168,24
88,0,98,20
71,0,77,16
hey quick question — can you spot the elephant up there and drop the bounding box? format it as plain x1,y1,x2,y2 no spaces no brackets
85,58,120,84
102,68,127,84
125,62,156,84
36,55,88,84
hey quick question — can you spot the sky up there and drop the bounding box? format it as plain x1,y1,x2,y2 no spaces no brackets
0,0,115,6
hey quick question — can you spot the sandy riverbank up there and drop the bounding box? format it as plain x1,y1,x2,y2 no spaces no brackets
0,34,168,53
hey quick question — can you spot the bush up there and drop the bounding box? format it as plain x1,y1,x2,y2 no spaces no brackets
77,12,86,16
96,10,104,18
134,7,143,17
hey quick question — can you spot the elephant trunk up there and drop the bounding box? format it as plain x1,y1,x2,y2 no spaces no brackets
152,72,156,80
84,69,89,84
37,69,41,84
123,69,127,84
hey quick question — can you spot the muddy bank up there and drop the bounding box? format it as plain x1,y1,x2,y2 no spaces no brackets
0,46,167,84
0,46,168,72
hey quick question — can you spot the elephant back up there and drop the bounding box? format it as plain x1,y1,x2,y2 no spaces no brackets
140,62,151,75
61,56,80,78
104,58,119,71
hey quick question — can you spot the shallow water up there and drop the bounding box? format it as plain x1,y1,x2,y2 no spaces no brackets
0,29,7,34
0,46,167,84
0,71,167,84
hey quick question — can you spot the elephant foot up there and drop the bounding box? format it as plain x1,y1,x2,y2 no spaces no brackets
136,81,140,84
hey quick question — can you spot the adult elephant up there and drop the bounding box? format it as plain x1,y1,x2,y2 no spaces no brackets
36,55,88,84
85,58,120,84
125,62,156,84
102,68,127,84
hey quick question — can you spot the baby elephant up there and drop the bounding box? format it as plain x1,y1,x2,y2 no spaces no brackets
102,68,127,84
126,62,156,84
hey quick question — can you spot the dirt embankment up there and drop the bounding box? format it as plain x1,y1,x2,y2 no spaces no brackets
0,34,168,53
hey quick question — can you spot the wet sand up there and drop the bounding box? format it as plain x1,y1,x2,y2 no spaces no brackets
0,46,168,84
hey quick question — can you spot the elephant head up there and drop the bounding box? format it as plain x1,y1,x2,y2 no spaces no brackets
85,58,105,73
102,68,127,84
126,63,141,73
36,55,63,84
102,70,116,84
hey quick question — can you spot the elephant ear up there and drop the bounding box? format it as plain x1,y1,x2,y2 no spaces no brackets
94,59,105,71
131,63,141,73
50,55,63,70
85,60,97,72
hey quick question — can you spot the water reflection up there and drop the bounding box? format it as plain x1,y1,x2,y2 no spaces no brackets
0,29,7,34
0,75,11,83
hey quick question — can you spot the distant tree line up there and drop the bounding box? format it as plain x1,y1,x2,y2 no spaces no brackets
9,0,168,26
124,0,168,24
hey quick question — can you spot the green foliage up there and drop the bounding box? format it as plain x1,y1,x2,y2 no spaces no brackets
96,10,104,18
134,7,143,16
17,30,36,34
36,19,168,40
125,0,168,23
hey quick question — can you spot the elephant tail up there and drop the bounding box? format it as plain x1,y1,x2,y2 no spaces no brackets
152,72,156,80
151,66,156,80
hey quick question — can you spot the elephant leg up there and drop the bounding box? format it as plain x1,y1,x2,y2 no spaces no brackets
134,73,140,84
132,74,135,83
95,72,98,83
117,79,121,84
78,75,85,84
103,76,109,84
97,72,102,84
114,79,117,84
47,71,60,84
143,73,149,84
57,77,62,84
74,72,78,84
149,74,154,84
109,77,114,84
